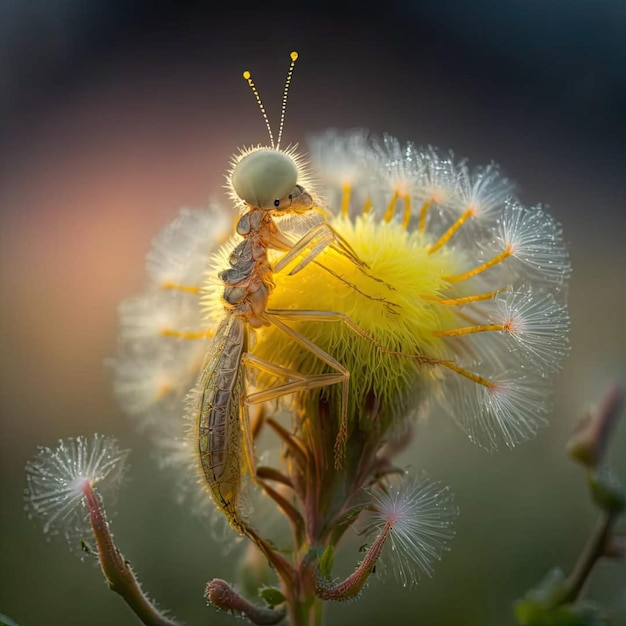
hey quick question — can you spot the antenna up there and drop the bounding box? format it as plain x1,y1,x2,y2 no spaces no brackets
242,69,275,148
276,51,299,148
242,51,300,150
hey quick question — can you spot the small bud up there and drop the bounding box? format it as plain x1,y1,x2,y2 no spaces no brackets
567,384,624,469
588,469,626,514
205,579,286,625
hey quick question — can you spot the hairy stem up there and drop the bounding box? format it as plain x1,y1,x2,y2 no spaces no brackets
205,579,286,625
83,484,179,626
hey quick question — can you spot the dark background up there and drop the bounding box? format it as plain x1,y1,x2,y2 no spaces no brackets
1,1,625,624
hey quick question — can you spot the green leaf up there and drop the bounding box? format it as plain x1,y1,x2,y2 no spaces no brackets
0,614,20,626
515,569,605,626
514,600,604,626
259,587,285,609
522,568,569,609
588,469,626,514
319,545,335,578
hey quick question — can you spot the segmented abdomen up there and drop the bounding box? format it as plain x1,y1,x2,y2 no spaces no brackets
195,314,247,524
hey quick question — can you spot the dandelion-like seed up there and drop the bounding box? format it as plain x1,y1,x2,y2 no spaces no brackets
366,475,458,587
25,434,129,544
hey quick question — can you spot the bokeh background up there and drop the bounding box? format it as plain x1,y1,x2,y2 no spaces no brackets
1,1,625,624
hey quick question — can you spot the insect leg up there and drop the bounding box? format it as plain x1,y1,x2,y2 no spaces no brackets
241,353,349,473
272,222,336,274
266,308,437,363
273,221,394,291
251,313,351,468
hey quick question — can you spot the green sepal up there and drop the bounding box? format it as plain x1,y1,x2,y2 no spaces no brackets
303,546,324,568
588,469,626,514
519,567,569,609
319,544,335,578
514,569,605,626
258,586,285,609
514,600,604,626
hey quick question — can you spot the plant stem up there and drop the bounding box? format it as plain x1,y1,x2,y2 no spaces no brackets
288,594,322,626
563,511,616,603
83,484,179,626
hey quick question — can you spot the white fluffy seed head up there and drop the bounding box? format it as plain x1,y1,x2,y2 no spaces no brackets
365,475,458,586
452,161,515,220
308,128,372,188
440,371,551,450
413,146,458,207
370,134,421,197
493,288,570,374
497,202,571,284
118,291,204,341
146,207,229,288
307,129,373,218
24,434,129,546
114,350,200,419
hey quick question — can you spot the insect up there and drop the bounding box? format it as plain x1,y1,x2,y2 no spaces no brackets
191,52,394,561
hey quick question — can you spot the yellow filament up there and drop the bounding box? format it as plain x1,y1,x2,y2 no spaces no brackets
341,183,352,217
383,190,399,222
418,200,433,233
432,324,507,338
160,328,213,340
444,246,512,284
161,282,200,295
428,207,474,254
420,290,503,306
362,196,372,214
401,194,412,230
440,361,495,388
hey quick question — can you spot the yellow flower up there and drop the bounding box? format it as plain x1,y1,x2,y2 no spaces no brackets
114,129,570,495
201,130,570,449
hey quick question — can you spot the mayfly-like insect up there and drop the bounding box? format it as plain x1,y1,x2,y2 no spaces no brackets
190,52,398,564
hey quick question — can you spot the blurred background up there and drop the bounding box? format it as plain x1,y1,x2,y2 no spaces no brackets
1,0,625,624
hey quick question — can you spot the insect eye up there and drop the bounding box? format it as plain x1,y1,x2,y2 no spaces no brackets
273,199,280,207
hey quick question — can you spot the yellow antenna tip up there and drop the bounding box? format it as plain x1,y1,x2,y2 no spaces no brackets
243,70,251,80
290,51,298,61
